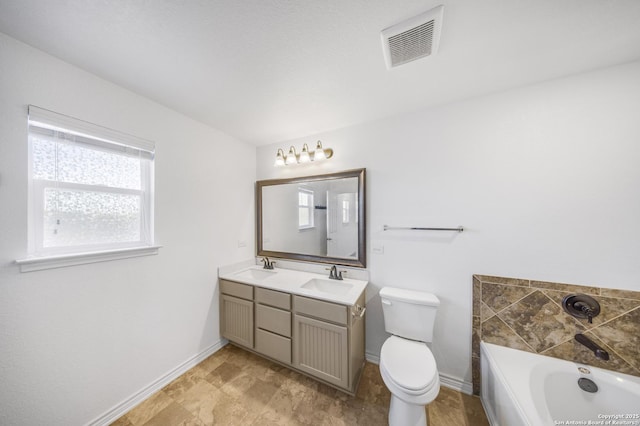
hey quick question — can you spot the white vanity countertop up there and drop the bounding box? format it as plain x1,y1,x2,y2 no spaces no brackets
218,262,368,306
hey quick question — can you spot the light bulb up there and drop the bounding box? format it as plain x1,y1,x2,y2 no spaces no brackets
314,140,326,161
274,149,285,167
299,144,311,163
285,146,298,165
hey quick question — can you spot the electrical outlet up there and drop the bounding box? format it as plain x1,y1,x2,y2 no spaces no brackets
372,242,384,254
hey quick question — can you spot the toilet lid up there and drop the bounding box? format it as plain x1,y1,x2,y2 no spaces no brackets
380,336,438,392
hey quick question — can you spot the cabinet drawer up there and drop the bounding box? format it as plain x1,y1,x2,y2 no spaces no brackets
220,279,253,300
256,287,290,310
293,296,348,325
256,304,291,337
256,328,291,365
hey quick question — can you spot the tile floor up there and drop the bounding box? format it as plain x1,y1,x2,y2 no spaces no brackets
112,344,489,425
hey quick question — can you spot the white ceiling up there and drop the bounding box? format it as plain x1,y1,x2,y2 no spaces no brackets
1,1,640,145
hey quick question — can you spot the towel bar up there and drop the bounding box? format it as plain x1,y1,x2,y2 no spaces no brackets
383,225,464,232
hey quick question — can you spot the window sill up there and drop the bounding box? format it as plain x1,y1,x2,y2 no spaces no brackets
15,245,162,273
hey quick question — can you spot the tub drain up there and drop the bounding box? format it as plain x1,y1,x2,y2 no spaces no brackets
578,378,598,393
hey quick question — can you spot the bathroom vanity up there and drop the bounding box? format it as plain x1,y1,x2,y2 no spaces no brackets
218,264,367,394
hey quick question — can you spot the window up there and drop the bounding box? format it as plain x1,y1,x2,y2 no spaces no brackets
26,105,155,258
298,188,314,229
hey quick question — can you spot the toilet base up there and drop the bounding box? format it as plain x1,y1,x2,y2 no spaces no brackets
388,394,428,426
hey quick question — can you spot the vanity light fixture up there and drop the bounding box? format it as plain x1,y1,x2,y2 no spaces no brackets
274,140,334,166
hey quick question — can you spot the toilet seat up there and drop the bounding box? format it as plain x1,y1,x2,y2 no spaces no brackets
380,336,440,404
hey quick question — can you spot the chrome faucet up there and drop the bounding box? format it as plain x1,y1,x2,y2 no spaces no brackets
328,265,344,280
575,334,609,361
261,257,275,270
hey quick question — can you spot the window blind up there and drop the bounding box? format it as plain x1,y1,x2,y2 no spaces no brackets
27,105,155,256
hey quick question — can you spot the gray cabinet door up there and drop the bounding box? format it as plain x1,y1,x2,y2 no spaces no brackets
221,294,254,348
293,314,348,389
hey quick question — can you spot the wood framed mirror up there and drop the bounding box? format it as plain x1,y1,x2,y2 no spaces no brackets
257,168,366,267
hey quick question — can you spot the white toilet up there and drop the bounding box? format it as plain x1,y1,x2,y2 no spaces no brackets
379,287,441,426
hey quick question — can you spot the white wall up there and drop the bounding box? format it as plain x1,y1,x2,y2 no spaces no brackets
257,60,640,389
0,33,255,425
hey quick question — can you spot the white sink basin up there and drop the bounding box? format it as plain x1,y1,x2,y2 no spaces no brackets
301,278,353,296
233,268,277,281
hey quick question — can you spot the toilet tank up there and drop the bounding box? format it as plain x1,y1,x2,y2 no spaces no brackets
380,287,440,342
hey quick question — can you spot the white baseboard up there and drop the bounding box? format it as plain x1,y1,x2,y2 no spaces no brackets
365,350,473,396
88,339,227,426
365,350,380,364
438,372,473,395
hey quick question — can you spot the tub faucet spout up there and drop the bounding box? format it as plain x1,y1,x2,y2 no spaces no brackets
575,334,609,361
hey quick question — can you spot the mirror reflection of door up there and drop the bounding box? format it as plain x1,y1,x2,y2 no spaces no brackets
327,189,358,259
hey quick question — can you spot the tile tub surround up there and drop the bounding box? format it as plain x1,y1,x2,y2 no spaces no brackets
471,275,640,395
112,344,489,425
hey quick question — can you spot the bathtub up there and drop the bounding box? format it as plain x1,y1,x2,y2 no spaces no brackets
480,341,640,426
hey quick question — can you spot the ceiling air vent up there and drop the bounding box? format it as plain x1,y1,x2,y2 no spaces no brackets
381,5,444,69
